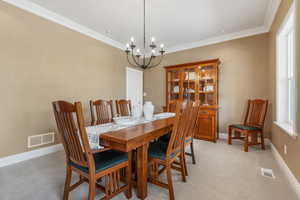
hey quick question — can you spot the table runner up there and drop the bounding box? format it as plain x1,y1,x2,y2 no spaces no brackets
86,112,175,149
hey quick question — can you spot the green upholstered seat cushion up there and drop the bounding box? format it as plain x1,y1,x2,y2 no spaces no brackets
185,136,192,143
70,150,128,173
158,133,192,144
158,132,171,143
231,124,261,131
148,141,180,160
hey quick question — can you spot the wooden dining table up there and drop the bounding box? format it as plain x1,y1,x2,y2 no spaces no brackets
99,117,175,200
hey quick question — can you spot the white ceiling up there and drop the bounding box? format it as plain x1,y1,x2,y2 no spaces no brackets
5,0,281,53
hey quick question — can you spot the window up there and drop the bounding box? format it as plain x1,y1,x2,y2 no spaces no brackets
276,1,297,137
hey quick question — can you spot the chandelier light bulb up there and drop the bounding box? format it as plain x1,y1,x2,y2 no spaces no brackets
126,43,130,48
151,37,155,43
151,49,156,54
130,37,135,43
160,44,164,49
136,49,141,54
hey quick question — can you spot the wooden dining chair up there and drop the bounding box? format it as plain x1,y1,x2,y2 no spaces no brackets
90,99,114,125
228,99,269,152
169,100,199,177
159,100,198,166
157,100,187,144
52,101,132,200
115,99,132,116
183,101,200,168
148,101,189,200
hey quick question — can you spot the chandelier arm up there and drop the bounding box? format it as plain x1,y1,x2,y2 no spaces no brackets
145,55,154,67
126,53,139,67
148,54,164,68
131,53,142,66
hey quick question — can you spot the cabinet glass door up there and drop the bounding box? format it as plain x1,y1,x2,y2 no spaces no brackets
183,68,197,101
198,65,217,105
167,70,181,102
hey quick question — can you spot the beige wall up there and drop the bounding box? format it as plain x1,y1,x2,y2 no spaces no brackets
0,2,127,157
2,0,299,184
144,33,270,134
268,0,300,182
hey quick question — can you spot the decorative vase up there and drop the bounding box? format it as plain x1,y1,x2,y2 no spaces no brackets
143,101,154,120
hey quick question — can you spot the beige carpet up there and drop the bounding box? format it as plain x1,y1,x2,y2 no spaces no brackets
0,139,298,200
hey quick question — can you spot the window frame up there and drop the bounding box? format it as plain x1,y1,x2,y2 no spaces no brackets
275,1,297,137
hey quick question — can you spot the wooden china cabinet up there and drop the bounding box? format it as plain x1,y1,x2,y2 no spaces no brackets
164,59,220,142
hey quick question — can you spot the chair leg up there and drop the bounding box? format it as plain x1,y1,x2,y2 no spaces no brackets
190,141,196,164
244,132,249,152
179,153,187,182
63,165,72,200
88,175,96,200
228,126,232,145
183,150,188,176
251,133,258,144
153,162,159,180
104,175,110,199
166,163,175,200
125,151,132,199
261,132,265,150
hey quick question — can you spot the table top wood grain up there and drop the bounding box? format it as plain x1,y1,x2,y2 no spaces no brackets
100,117,175,152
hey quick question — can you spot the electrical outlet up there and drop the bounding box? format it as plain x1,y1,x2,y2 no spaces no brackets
284,145,287,155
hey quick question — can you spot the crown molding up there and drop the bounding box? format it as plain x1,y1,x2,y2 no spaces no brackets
264,0,282,31
167,0,281,54
3,0,281,54
166,26,268,54
3,0,125,50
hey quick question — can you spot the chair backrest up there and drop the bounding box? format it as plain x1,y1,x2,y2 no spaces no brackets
167,100,191,158
115,99,132,116
167,101,177,112
52,101,94,169
185,101,200,138
168,100,188,113
244,99,269,128
90,99,114,125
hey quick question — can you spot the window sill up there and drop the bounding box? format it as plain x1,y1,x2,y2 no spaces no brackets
274,121,298,139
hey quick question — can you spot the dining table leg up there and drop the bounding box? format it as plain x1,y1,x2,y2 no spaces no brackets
136,143,149,199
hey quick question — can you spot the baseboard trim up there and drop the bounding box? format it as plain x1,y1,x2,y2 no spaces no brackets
0,144,63,168
219,133,300,197
270,143,300,198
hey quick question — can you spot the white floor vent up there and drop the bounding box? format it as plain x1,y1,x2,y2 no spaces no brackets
261,168,275,179
28,132,55,148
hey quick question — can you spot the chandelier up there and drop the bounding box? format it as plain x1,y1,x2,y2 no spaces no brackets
125,0,165,70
